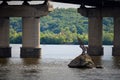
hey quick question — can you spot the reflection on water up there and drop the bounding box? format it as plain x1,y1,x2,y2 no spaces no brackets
0,58,10,80
22,58,40,65
21,58,41,80
0,58,9,65
113,56,120,68
0,45,120,80
91,56,102,66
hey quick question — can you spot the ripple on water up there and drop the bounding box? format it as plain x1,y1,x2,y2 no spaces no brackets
0,45,119,80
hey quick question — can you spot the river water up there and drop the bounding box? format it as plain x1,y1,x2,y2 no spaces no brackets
0,44,120,80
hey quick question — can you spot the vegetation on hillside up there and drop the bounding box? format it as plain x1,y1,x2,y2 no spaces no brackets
10,8,113,45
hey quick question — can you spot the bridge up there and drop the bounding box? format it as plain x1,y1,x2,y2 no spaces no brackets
0,0,120,58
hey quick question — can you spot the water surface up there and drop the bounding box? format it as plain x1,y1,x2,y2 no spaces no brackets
0,44,120,80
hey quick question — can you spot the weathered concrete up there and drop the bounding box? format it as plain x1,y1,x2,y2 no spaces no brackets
0,3,53,58
0,47,11,58
87,17,103,56
78,7,120,17
0,17,11,57
78,8,104,56
112,47,120,56
112,17,120,56
87,47,103,56
20,47,41,58
21,17,41,58
0,5,51,17
78,7,120,56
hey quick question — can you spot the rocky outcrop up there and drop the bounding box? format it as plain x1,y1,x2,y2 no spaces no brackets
68,37,95,68
68,53,95,68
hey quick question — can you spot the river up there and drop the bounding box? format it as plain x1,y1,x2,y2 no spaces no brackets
0,44,120,80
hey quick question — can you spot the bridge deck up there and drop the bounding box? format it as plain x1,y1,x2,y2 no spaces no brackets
0,0,120,8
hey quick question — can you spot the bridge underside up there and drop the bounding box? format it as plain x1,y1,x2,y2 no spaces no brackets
1,0,120,7
51,0,120,7
0,2,53,58
51,0,120,56
78,7,120,56
0,0,120,57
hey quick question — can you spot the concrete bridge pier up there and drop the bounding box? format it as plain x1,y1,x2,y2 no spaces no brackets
21,17,41,58
78,7,120,56
78,8,103,56
0,1,53,58
112,17,120,56
0,17,11,57
87,17,103,56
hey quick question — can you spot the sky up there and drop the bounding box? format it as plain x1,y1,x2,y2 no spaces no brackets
50,2,80,9
0,1,80,9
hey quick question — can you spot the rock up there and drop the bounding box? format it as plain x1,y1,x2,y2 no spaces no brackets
68,53,95,68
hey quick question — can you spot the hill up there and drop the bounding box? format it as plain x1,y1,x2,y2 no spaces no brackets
10,8,113,45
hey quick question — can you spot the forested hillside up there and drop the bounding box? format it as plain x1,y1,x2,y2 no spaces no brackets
10,8,113,45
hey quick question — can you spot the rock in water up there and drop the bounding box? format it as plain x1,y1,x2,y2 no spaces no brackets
68,53,95,68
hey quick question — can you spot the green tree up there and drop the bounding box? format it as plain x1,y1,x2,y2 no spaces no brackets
9,8,114,45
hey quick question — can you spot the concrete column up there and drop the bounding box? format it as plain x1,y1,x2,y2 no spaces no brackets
0,17,11,57
21,17,41,58
112,17,120,56
87,17,103,56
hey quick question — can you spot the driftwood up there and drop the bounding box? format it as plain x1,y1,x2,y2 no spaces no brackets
68,37,95,68
77,37,87,54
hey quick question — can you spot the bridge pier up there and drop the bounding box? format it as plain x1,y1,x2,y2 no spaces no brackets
87,17,103,56
0,2,52,58
112,17,120,56
78,8,104,56
21,17,41,58
78,7,120,56
0,17,11,57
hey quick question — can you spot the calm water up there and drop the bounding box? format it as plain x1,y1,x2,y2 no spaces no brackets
0,44,120,80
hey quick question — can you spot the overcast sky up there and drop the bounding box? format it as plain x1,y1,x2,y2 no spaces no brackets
50,2,80,8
